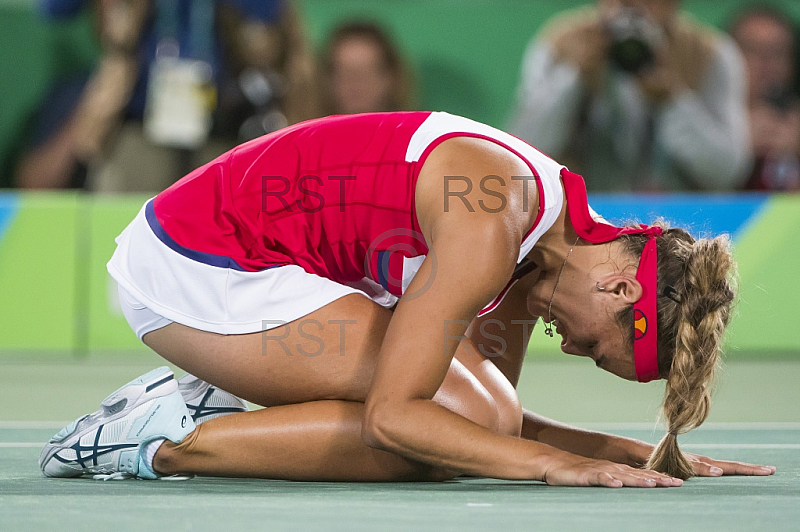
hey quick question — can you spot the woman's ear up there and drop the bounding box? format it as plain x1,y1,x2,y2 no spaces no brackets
597,274,643,304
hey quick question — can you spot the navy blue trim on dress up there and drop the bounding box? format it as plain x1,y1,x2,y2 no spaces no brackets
377,250,391,291
145,199,252,271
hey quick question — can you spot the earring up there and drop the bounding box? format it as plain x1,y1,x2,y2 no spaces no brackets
596,282,606,291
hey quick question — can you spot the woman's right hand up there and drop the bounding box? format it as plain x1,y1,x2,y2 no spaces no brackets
542,455,684,488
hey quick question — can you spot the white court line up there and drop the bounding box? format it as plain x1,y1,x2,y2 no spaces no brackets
683,444,800,450
574,422,800,431
2,421,799,433
0,422,69,429
1,442,797,449
6,422,799,430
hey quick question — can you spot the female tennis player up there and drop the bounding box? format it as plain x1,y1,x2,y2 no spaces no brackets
40,111,775,486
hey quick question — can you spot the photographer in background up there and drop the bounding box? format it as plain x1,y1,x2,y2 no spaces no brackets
730,5,800,192
508,0,752,192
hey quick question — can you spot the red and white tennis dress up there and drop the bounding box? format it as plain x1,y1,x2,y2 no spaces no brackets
108,112,566,338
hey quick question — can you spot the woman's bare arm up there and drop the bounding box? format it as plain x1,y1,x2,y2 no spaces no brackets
521,411,650,466
361,138,680,487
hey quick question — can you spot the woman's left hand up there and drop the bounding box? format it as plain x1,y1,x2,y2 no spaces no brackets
683,452,776,477
625,439,776,476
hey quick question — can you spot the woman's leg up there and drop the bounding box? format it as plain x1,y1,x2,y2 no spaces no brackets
142,294,393,407
145,294,509,480
158,402,446,481
155,356,494,481
452,346,523,438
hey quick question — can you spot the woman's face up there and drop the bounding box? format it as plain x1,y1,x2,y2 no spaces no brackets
329,36,394,115
526,243,640,380
553,300,637,380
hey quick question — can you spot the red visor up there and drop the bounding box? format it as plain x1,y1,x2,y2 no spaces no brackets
561,169,662,382
632,237,661,382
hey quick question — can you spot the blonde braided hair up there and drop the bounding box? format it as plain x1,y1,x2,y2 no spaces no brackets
617,223,736,479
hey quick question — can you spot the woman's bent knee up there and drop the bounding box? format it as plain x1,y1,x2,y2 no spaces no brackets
434,359,501,433
494,384,522,437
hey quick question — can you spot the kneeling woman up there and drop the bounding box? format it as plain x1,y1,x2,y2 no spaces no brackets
41,112,774,486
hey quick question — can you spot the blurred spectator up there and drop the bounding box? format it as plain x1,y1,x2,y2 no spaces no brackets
730,5,800,191
13,72,93,190
14,0,319,192
508,0,752,192
321,21,415,116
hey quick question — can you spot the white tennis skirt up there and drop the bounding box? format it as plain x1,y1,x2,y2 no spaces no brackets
107,201,387,338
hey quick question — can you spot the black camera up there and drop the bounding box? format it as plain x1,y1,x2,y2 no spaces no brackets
214,68,289,142
605,8,664,74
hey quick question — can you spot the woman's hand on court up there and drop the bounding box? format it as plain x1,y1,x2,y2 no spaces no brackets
683,453,777,477
624,441,776,477
542,456,683,488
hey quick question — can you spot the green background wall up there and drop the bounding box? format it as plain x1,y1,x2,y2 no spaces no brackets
0,194,79,350
3,0,800,185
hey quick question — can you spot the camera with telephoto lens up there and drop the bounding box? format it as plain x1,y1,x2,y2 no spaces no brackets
605,8,664,74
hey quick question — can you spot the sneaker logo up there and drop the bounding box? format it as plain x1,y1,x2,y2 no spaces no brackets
136,404,161,438
181,415,187,428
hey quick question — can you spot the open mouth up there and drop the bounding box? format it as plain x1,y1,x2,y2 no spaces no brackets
556,325,569,350
554,322,568,347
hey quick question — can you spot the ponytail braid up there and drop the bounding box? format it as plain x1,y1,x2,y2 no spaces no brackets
617,225,736,479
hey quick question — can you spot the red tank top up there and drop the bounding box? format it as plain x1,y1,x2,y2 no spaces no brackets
151,111,563,306
153,112,434,293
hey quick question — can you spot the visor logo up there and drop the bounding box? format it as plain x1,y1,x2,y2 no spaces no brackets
634,309,647,340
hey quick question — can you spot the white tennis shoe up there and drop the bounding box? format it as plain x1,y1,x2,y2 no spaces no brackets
177,374,248,424
39,366,195,480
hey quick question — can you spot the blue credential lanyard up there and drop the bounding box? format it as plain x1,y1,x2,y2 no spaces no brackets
154,0,215,65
